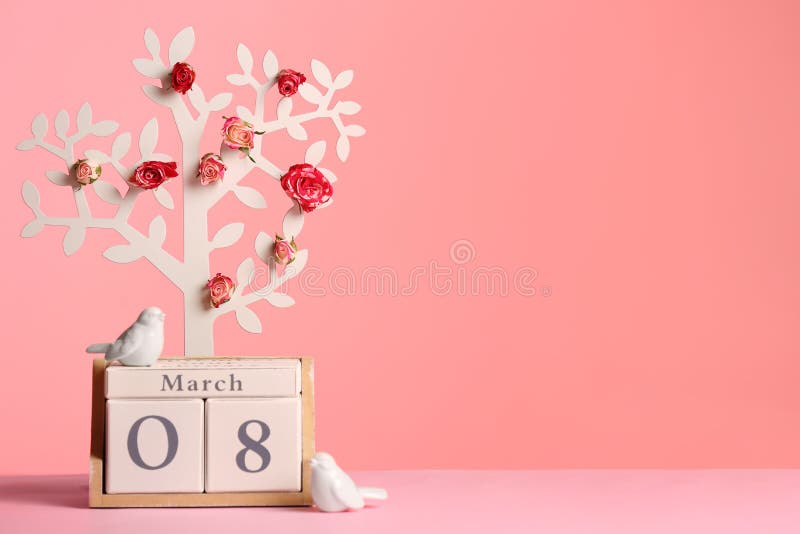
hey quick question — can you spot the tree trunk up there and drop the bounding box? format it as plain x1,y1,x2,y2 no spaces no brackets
180,128,215,356
184,301,215,356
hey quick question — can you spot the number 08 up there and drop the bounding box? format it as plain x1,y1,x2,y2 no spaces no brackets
126,416,272,473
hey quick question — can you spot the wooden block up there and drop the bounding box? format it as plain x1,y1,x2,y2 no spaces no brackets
90,357,316,507
106,358,301,399
105,399,204,494
205,398,302,493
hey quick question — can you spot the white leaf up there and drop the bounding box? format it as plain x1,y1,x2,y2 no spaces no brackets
22,181,40,210
149,215,167,245
187,83,207,112
336,134,351,161
237,43,253,74
111,132,132,160
212,222,245,249
139,118,158,157
265,292,295,308
233,186,267,209
54,110,69,138
262,50,279,80
16,139,36,151
143,28,160,59
132,58,166,78
168,26,195,65
84,149,110,164
276,97,292,121
207,92,233,112
103,244,142,264
282,201,304,238
21,219,44,238
91,120,119,137
63,226,85,256
235,307,262,334
337,101,362,115
298,83,323,104
255,231,274,263
77,103,92,132
226,74,249,86
46,170,72,186
310,59,333,88
304,141,326,167
236,257,255,289
286,122,308,141
285,249,308,275
236,105,255,123
142,84,179,107
333,70,354,89
345,124,366,137
318,167,338,184
94,181,122,204
31,114,47,139
153,186,174,209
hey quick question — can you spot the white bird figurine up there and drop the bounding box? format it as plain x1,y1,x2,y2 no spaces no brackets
310,452,388,512
86,307,166,366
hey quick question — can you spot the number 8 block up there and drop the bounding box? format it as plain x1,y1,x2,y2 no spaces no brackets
205,398,301,492
105,399,204,494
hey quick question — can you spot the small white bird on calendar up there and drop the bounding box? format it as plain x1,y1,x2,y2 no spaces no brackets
310,452,388,512
86,307,166,367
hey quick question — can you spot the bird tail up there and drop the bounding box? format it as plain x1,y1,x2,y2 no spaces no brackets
86,343,112,354
358,487,388,500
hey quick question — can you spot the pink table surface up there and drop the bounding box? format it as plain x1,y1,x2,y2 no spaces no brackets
1,470,799,533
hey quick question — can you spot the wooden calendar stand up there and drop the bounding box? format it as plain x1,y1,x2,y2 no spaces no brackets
88,357,315,508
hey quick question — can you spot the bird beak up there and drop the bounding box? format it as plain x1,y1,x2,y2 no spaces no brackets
161,313,167,320
309,458,318,467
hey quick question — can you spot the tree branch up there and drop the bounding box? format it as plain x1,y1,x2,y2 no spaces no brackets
212,258,295,318
28,207,185,285
21,110,186,289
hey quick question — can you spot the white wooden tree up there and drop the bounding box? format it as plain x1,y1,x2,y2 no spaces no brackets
17,27,364,355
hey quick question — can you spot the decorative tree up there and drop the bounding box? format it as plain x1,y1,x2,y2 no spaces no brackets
17,27,364,355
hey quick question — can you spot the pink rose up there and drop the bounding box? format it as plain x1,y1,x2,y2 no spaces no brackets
221,117,253,149
274,235,298,265
280,163,333,213
130,161,179,190
197,153,226,185
221,116,263,162
73,159,101,187
277,69,306,97
207,273,235,308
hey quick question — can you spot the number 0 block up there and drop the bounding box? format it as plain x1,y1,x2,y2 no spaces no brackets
105,399,204,494
205,398,301,493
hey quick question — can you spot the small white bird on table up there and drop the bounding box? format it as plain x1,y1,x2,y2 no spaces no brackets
86,307,166,367
310,452,388,512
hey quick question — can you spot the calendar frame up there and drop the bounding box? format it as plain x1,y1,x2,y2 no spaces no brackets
88,357,315,508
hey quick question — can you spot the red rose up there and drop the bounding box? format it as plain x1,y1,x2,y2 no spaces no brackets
130,161,179,190
277,69,306,97
207,273,235,308
280,163,333,213
171,62,195,94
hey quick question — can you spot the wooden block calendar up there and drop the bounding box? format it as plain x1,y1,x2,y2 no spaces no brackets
89,357,315,508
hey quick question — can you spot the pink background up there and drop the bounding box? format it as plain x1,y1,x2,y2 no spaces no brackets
2,0,799,475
